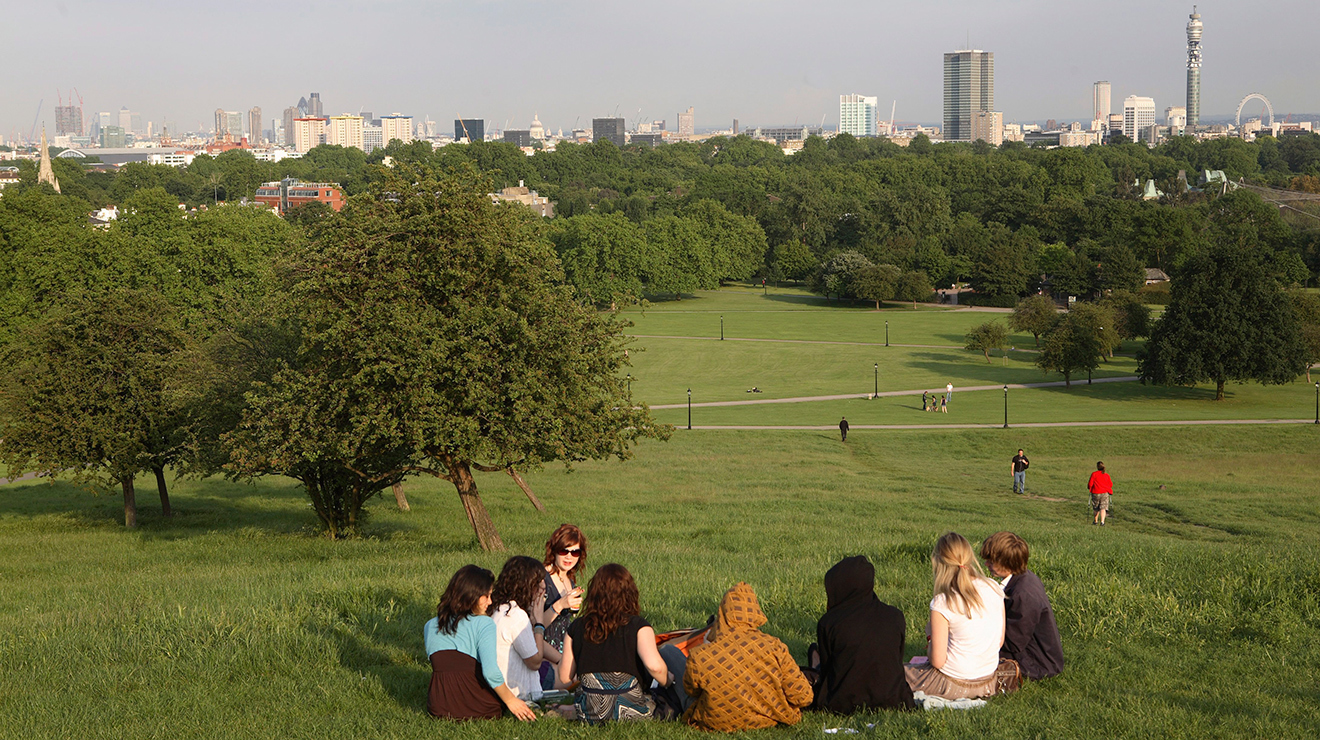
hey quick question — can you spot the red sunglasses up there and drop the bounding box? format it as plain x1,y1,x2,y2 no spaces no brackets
555,547,583,557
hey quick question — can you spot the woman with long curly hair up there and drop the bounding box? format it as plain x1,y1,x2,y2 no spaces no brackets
904,532,1010,700
423,565,536,721
536,524,587,686
557,563,673,723
489,556,562,701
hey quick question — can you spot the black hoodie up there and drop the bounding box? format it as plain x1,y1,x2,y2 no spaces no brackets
812,556,915,713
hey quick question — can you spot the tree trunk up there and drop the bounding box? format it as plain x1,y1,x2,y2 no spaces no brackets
874,299,880,310
1064,372,1071,388
1033,333,1040,347
1215,378,1225,401
392,482,410,511
153,465,172,517
984,349,991,364
507,467,545,512
121,475,138,528
443,456,505,551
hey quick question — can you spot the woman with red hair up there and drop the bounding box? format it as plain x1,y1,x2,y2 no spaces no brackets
557,563,673,723
536,524,587,686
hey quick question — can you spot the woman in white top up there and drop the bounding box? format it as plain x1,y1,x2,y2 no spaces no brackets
489,556,563,701
905,532,1009,699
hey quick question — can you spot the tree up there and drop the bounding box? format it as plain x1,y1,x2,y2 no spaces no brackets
1101,290,1153,341
229,166,668,547
772,239,816,281
0,289,188,527
813,250,873,300
965,321,1010,364
1036,303,1111,386
1009,294,1058,347
1139,241,1307,399
1288,290,1320,383
550,212,650,306
852,264,900,309
894,270,934,309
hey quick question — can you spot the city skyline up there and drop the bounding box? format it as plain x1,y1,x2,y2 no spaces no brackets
4,1,1316,142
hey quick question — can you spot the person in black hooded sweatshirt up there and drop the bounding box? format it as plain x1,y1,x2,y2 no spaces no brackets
809,556,915,713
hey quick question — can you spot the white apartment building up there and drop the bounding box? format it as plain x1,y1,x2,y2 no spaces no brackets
971,110,1003,146
1123,96,1156,143
328,114,366,151
293,117,327,153
839,94,879,137
381,114,414,146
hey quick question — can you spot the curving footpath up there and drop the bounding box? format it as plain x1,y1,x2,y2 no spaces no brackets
684,419,1316,430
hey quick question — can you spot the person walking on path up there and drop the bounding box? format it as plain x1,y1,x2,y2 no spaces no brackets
946,382,954,405
1011,449,1030,494
1088,462,1113,525
940,394,948,413
839,417,849,442
922,391,930,412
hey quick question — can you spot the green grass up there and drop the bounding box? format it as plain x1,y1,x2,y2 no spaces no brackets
2,426,1319,739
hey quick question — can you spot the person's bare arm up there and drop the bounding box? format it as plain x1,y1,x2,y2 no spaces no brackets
557,634,576,688
635,626,672,687
928,611,950,670
492,683,536,721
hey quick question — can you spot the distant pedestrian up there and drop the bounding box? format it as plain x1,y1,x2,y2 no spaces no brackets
946,382,954,404
1088,462,1113,525
940,394,948,413
922,391,930,412
1011,449,1029,494
839,417,849,442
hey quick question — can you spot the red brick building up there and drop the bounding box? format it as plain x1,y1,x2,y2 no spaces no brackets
254,178,345,215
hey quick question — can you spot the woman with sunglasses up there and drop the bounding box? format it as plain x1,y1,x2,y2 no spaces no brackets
538,524,587,687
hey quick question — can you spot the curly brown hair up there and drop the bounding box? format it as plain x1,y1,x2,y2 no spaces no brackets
578,563,639,644
489,556,545,616
542,523,588,583
435,564,495,635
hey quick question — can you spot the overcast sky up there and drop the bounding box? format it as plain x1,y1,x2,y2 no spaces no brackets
4,0,1316,141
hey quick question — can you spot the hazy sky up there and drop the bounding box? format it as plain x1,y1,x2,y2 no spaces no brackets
5,0,1316,141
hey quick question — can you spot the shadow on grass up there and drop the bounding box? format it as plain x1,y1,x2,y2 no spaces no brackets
307,588,434,714
0,474,420,541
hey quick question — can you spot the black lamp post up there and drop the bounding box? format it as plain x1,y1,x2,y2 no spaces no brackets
873,363,879,399
720,315,724,341
626,373,632,395
1003,384,1009,429
687,388,692,430
1314,382,1318,425
885,320,889,347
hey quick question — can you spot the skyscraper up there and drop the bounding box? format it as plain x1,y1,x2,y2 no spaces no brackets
454,119,484,142
1123,96,1156,142
249,107,264,143
308,93,323,118
839,94,878,137
328,114,366,151
214,109,243,140
381,115,414,146
1093,81,1112,127
677,107,694,137
1186,7,1202,128
282,107,297,146
943,50,994,141
55,104,83,137
593,118,626,147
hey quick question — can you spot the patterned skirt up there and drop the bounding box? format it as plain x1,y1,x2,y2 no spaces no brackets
575,672,655,724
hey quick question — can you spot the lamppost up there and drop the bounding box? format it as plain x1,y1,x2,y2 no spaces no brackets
720,315,724,341
885,320,889,347
687,388,692,430
1003,384,1009,429
626,373,632,396
1314,382,1318,425
873,363,879,399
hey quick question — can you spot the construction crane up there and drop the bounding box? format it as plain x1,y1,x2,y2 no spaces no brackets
28,98,43,144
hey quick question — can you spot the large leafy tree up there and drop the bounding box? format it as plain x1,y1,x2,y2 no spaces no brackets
230,165,668,547
1036,303,1113,386
1139,242,1307,399
1009,294,1058,347
965,321,1009,364
0,289,188,527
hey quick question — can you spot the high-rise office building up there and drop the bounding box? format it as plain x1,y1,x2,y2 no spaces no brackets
100,126,126,148
214,109,243,140
1166,106,1188,134
282,107,298,146
248,107,263,143
1186,7,1202,128
381,114,413,146
943,50,995,141
454,119,484,142
503,130,532,147
593,117,626,147
1093,81,1112,127
839,94,878,137
328,114,366,151
293,117,327,152
677,107,694,137
308,92,323,118
972,110,1003,146
55,104,83,136
1123,96,1156,142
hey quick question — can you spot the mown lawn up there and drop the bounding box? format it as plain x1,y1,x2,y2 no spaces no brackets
2,426,1318,739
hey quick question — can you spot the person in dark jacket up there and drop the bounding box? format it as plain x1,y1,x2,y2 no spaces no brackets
809,556,915,713
839,417,849,442
979,532,1064,680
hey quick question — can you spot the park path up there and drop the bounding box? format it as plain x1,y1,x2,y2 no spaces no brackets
684,419,1315,430
631,334,961,349
0,471,43,486
648,376,1139,410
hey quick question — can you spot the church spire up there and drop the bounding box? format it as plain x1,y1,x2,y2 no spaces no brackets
37,127,61,194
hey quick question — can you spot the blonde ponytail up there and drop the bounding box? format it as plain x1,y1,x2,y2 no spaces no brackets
931,532,989,618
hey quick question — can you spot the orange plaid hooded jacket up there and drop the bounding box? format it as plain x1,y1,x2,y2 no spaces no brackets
682,582,813,732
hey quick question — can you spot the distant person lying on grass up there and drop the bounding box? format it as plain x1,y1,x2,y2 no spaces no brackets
558,563,674,723
808,556,915,713
979,532,1064,680
904,532,1017,699
424,565,536,721
681,582,814,731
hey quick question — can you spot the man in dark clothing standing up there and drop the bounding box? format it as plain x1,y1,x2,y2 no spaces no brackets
1011,448,1030,494
810,556,914,713
839,417,849,442
980,532,1064,680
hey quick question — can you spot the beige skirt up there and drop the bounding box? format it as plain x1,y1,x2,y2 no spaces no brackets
904,659,1019,699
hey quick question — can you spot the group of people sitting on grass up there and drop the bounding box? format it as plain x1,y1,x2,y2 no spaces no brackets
423,524,1064,729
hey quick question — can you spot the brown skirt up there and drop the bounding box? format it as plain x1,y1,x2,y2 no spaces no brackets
427,649,502,720
904,659,1019,700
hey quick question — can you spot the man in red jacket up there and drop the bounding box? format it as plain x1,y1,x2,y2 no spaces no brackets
1087,462,1113,526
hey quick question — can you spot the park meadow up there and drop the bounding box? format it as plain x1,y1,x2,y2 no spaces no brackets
2,288,1318,740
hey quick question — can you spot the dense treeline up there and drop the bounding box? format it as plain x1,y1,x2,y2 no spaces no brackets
12,132,1320,305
